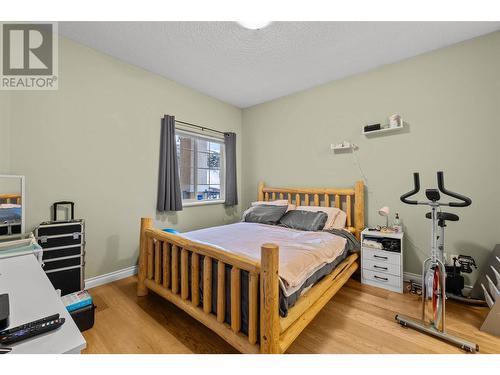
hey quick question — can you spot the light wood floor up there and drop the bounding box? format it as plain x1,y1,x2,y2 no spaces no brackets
82,276,500,354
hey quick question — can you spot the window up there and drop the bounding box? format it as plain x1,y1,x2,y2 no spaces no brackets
176,130,225,204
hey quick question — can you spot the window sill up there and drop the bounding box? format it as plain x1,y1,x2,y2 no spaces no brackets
182,199,226,207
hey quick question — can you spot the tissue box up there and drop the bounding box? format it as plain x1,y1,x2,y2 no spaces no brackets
62,290,92,312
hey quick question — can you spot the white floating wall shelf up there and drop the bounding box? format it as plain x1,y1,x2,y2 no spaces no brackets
331,141,358,152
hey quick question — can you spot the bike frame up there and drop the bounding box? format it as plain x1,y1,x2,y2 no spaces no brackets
420,203,446,331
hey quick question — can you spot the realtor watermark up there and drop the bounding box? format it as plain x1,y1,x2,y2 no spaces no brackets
0,22,58,90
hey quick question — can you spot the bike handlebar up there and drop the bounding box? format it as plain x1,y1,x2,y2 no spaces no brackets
400,171,472,207
437,171,472,207
400,172,420,205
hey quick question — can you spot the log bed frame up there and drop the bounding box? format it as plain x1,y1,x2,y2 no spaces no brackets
137,181,364,353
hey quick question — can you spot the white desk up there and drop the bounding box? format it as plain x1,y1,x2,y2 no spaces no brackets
0,253,86,354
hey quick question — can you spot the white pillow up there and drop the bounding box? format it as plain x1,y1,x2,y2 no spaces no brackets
251,199,288,206
332,210,347,229
296,206,346,230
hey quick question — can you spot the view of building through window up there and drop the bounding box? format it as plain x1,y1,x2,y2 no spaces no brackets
176,132,224,202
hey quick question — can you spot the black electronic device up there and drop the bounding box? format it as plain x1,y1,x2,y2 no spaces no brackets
446,255,479,296
363,123,381,133
0,294,9,331
425,189,440,202
456,255,478,274
381,238,401,253
0,315,64,345
0,313,59,336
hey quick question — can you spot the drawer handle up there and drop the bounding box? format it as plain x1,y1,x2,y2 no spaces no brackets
373,255,388,260
374,275,388,281
373,265,388,271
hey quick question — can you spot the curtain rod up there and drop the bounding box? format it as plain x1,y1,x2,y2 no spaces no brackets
175,119,226,136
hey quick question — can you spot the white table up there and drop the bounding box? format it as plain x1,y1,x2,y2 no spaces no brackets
0,253,86,353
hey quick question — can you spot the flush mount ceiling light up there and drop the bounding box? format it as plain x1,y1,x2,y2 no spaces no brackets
237,21,272,30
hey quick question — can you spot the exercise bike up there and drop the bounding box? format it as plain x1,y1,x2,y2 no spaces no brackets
395,171,479,353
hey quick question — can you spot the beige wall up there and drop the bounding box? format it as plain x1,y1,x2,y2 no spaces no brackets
242,31,500,284
2,30,499,286
5,37,242,278
0,92,11,173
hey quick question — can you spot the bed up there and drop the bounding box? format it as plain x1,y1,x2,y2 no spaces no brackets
137,181,364,354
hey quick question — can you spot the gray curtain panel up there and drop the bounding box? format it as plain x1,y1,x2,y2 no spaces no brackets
224,132,238,206
157,115,183,212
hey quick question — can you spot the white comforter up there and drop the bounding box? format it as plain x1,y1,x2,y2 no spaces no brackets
180,222,347,296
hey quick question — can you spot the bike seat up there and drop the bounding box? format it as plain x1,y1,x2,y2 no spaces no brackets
425,212,459,221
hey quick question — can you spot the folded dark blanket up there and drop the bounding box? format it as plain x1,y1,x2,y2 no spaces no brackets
323,228,361,253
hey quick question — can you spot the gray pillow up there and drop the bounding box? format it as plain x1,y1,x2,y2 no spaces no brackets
243,205,288,225
279,210,328,231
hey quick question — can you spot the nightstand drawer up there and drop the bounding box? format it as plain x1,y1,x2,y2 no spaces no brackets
362,269,401,289
363,259,401,276
362,247,400,265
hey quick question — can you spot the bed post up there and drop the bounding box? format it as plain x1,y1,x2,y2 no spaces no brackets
260,243,280,354
137,217,153,296
258,181,265,201
354,181,365,240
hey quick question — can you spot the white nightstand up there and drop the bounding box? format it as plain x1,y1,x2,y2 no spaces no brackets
361,228,404,293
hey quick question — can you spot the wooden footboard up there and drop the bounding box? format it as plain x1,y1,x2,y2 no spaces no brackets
137,217,359,354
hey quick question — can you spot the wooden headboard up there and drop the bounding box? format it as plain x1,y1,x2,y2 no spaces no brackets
0,194,22,205
258,181,365,239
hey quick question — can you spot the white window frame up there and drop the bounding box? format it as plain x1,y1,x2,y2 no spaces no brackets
175,128,225,207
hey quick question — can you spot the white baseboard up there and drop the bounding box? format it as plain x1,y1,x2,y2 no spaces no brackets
84,267,473,292
85,265,138,289
403,271,472,291
403,271,421,284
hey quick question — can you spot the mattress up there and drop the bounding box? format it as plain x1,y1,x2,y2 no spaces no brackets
181,222,347,297
178,222,356,335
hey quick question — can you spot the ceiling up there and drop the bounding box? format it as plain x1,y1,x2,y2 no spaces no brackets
59,22,500,108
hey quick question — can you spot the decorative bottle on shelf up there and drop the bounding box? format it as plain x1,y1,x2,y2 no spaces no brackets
393,213,402,233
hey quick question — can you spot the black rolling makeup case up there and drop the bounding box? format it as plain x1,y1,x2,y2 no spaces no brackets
35,201,86,296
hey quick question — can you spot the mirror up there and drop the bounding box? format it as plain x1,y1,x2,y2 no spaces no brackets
0,175,25,236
